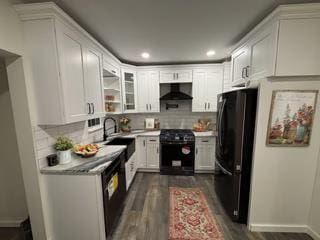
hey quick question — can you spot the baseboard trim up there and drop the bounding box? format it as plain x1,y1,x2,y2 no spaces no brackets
249,224,320,240
306,227,320,240
249,224,309,233
0,220,23,227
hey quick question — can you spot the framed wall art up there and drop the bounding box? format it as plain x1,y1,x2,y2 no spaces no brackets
266,90,318,146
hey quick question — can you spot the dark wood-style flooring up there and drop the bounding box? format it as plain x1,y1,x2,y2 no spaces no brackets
109,173,313,240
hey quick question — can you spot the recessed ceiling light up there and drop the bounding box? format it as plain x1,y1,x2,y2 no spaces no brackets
206,50,216,56
141,52,150,59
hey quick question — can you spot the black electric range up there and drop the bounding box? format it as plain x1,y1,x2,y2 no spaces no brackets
160,129,195,176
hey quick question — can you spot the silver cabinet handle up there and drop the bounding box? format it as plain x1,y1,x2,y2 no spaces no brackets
196,147,198,154
156,147,159,154
149,104,152,111
208,102,210,109
245,66,250,78
177,73,179,79
87,103,91,114
91,103,94,114
143,140,146,146
205,102,207,110
146,104,148,111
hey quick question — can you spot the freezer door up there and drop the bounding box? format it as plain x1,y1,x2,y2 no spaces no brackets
214,160,241,221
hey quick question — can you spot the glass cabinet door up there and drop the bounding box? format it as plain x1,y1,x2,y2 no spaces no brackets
122,68,137,112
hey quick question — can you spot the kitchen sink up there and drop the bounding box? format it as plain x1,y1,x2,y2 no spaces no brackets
105,138,135,161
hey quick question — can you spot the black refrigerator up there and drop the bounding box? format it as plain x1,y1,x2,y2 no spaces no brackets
214,89,257,223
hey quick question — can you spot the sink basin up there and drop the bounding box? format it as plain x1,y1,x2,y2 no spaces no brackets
105,138,135,161
105,138,134,146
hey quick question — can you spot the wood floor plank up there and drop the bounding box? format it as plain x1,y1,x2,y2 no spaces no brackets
110,173,314,240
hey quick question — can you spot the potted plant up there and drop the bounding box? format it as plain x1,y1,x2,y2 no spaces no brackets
54,136,73,164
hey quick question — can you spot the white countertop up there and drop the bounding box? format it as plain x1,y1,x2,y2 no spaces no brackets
107,130,216,138
41,145,126,175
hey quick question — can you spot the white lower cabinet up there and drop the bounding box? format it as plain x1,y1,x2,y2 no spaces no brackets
136,136,159,171
195,137,215,171
125,153,137,190
146,139,160,169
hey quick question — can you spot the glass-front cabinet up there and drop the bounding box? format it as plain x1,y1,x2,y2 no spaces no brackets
121,67,137,113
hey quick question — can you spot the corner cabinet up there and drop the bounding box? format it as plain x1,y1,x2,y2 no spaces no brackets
121,67,138,113
20,16,105,124
137,70,160,113
192,67,223,112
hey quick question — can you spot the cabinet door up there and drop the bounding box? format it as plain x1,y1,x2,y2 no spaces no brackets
231,46,250,85
148,71,160,112
249,24,277,81
192,69,207,112
206,68,223,112
137,71,149,112
175,70,192,83
84,46,104,117
122,67,137,113
195,142,215,171
146,142,159,169
160,70,175,83
136,137,147,168
125,159,131,190
276,18,320,76
56,23,87,123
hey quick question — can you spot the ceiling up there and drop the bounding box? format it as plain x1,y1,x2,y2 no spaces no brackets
17,0,320,65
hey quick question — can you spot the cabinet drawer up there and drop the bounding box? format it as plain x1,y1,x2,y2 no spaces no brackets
146,137,159,143
196,137,215,145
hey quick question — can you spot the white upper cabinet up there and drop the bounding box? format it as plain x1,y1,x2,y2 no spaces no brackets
17,4,106,125
55,22,88,123
192,67,223,112
276,18,320,76
230,4,320,87
231,45,250,86
160,69,192,83
84,46,104,117
137,70,160,113
122,66,138,113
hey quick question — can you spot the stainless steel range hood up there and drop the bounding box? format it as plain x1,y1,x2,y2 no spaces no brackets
160,83,193,100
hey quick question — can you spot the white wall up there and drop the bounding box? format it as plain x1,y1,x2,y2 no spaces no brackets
0,59,28,226
309,150,320,239
249,77,320,233
0,0,47,239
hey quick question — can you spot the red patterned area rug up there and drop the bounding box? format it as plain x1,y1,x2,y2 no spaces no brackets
169,187,224,240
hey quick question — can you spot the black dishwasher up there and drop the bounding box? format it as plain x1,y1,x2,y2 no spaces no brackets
101,151,126,237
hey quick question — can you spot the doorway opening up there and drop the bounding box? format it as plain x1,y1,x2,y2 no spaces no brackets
0,55,32,240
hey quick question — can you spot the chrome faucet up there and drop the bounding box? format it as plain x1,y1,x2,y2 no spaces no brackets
103,117,117,141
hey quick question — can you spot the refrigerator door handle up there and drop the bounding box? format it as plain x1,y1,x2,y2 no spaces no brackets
216,160,232,176
218,99,226,148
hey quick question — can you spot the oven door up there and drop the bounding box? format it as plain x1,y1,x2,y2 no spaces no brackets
160,142,195,173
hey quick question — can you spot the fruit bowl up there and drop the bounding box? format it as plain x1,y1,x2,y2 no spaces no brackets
73,144,100,158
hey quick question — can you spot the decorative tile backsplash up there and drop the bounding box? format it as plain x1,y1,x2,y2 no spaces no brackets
123,112,216,130
34,102,217,168
33,121,103,168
